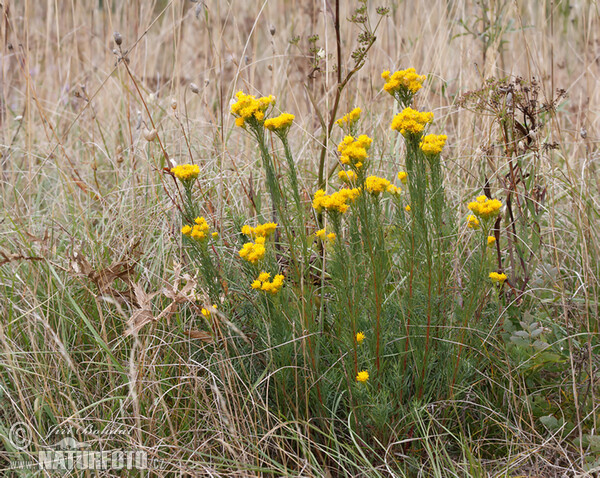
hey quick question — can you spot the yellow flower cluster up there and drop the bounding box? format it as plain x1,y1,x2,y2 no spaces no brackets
251,272,284,294
382,68,427,95
171,164,200,181
467,214,480,229
338,170,358,183
312,188,361,214
182,216,211,240
356,332,365,345
315,228,336,243
264,113,295,132
489,272,507,284
201,304,218,318
467,195,503,220
337,135,373,169
420,134,447,155
241,222,277,239
364,175,397,195
390,107,434,137
335,107,361,128
397,171,408,184
356,370,369,383
487,236,496,247
239,236,266,264
230,91,276,127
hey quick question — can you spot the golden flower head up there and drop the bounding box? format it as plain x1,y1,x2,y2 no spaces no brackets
365,175,394,195
467,195,503,220
230,91,276,125
338,170,358,184
356,370,369,383
335,107,361,128
337,135,373,169
467,214,480,230
487,236,496,246
489,272,507,284
252,272,284,294
171,164,200,182
382,68,427,96
201,304,217,318
241,222,278,239
315,228,336,243
419,134,447,155
390,107,434,137
182,216,211,241
397,171,408,184
356,332,365,345
264,113,295,133
239,240,266,264
312,188,361,214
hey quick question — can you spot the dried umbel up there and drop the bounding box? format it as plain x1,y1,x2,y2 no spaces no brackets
113,31,123,46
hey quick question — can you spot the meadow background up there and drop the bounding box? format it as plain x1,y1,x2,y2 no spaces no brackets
1,0,599,476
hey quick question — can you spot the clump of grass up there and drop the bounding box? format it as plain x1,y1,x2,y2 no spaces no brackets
1,1,599,476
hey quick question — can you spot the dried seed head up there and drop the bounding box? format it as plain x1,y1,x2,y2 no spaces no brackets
113,32,123,46
580,127,587,139
190,83,199,94
143,128,158,142
171,98,177,110
269,25,276,36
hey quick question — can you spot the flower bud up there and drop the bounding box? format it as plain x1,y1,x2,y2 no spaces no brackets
143,128,158,142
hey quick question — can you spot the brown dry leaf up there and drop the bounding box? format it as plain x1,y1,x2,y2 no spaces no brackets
185,330,214,343
71,251,138,306
125,283,161,336
92,261,135,295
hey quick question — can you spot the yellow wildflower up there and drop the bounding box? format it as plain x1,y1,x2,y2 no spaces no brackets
230,90,276,125
420,134,447,155
264,113,295,132
390,107,434,137
183,216,211,241
405,204,411,212
252,273,284,294
397,171,408,184
258,272,271,282
489,272,508,284
382,68,427,95
312,188,361,214
356,332,365,345
201,304,217,318
212,232,219,238
387,185,402,195
487,236,496,246
467,195,503,220
467,214,480,229
356,370,369,383
365,175,391,195
241,222,278,239
338,170,358,183
239,236,266,264
315,229,336,243
337,135,373,169
171,164,200,181
335,107,361,128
